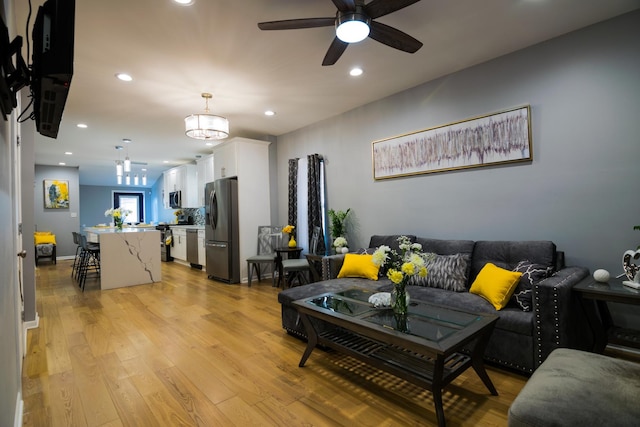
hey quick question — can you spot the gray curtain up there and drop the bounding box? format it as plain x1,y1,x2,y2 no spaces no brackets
287,158,298,232
307,154,326,255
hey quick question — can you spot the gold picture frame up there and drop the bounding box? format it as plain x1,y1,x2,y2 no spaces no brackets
372,105,532,180
43,179,70,209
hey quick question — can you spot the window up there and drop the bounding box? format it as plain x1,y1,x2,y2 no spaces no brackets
113,192,144,223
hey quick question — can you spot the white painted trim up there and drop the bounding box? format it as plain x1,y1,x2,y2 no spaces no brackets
57,255,75,260
24,312,39,330
14,392,23,427
23,312,39,358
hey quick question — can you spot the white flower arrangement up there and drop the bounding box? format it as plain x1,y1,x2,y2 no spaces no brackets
333,236,348,248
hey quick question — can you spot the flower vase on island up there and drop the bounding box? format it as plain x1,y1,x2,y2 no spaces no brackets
105,207,131,232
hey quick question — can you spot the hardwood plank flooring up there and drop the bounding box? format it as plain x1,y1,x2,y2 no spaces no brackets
23,260,529,426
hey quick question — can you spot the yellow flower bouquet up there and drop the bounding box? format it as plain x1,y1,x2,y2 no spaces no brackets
372,236,432,314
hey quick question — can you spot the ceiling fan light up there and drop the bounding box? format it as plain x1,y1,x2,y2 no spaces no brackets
336,13,370,43
185,114,229,140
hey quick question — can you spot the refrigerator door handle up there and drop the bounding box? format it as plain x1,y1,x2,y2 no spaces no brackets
211,189,218,230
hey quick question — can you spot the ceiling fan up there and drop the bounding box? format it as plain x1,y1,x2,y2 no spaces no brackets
258,0,423,66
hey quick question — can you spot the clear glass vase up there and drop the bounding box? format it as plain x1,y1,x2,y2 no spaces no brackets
391,283,410,315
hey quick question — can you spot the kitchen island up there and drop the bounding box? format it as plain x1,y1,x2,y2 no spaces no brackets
84,226,161,290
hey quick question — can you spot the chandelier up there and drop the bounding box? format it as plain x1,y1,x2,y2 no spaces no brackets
185,93,229,140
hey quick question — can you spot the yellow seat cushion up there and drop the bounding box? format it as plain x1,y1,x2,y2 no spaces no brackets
337,253,380,281
469,263,522,310
34,234,57,245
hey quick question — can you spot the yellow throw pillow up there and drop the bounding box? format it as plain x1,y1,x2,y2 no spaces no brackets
469,263,522,310
34,234,56,245
337,253,380,281
34,231,52,235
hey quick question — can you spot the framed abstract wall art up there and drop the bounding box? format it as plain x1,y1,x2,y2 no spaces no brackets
43,179,70,209
372,105,532,180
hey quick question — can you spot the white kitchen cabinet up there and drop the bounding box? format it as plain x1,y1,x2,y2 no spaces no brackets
196,154,214,206
197,229,206,267
172,228,187,261
211,137,271,282
163,164,199,208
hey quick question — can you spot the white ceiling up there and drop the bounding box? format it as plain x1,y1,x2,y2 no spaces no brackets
13,0,640,187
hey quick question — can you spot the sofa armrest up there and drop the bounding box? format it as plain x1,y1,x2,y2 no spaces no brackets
532,266,590,368
321,254,346,280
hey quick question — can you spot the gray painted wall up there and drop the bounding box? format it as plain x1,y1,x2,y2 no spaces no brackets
1,1,21,422
34,165,80,257
79,185,155,227
277,12,640,322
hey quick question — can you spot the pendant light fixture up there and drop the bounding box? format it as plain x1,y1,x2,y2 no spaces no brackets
123,138,132,172
142,174,147,186
125,174,130,185
115,145,124,177
185,93,229,140
134,174,139,186
117,175,123,185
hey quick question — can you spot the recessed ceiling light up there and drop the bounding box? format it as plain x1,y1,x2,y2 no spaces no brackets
122,138,132,143
116,73,133,82
141,168,147,172
264,110,276,116
163,160,169,163
64,152,72,155
205,142,213,146
174,0,194,5
77,123,87,128
58,162,66,166
349,67,363,77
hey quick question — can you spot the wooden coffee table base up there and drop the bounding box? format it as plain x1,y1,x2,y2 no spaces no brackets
297,312,498,427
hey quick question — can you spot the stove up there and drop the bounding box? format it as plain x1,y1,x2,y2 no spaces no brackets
156,224,173,262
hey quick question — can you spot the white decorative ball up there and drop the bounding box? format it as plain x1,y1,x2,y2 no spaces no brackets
341,247,349,254
593,269,610,283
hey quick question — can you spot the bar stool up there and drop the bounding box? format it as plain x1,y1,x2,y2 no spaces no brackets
71,232,82,279
78,234,100,291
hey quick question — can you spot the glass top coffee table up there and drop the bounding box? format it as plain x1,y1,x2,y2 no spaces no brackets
292,288,499,427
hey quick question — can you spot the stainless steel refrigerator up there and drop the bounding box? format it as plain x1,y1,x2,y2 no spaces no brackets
205,178,240,283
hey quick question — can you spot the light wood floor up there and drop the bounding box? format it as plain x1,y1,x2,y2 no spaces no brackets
22,260,528,426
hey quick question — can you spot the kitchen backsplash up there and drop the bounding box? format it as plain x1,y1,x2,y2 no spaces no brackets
182,207,205,225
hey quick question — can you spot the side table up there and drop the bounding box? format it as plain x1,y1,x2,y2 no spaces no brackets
573,276,640,353
275,247,303,287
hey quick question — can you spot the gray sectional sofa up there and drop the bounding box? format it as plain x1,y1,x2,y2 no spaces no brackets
278,235,593,374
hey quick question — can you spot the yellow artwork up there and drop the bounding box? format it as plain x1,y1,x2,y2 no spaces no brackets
43,179,70,209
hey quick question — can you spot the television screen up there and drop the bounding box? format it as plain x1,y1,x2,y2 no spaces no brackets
31,0,75,138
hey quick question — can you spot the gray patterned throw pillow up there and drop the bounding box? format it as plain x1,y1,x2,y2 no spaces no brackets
510,260,554,311
410,253,470,292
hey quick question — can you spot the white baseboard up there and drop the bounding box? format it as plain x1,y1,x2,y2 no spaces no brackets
14,392,23,427
24,312,39,357
24,312,39,330
57,255,75,260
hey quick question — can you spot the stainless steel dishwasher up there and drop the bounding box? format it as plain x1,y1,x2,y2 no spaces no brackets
186,229,201,269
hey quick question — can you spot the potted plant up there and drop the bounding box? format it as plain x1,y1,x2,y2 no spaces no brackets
328,208,350,239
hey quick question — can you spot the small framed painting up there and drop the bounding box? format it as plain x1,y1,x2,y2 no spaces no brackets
372,105,532,180
44,179,70,209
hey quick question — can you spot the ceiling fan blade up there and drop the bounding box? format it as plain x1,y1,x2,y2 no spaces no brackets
258,17,335,31
331,0,356,12
368,21,423,53
322,37,349,66
365,0,422,19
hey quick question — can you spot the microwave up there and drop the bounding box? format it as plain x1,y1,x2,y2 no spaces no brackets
169,191,182,208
